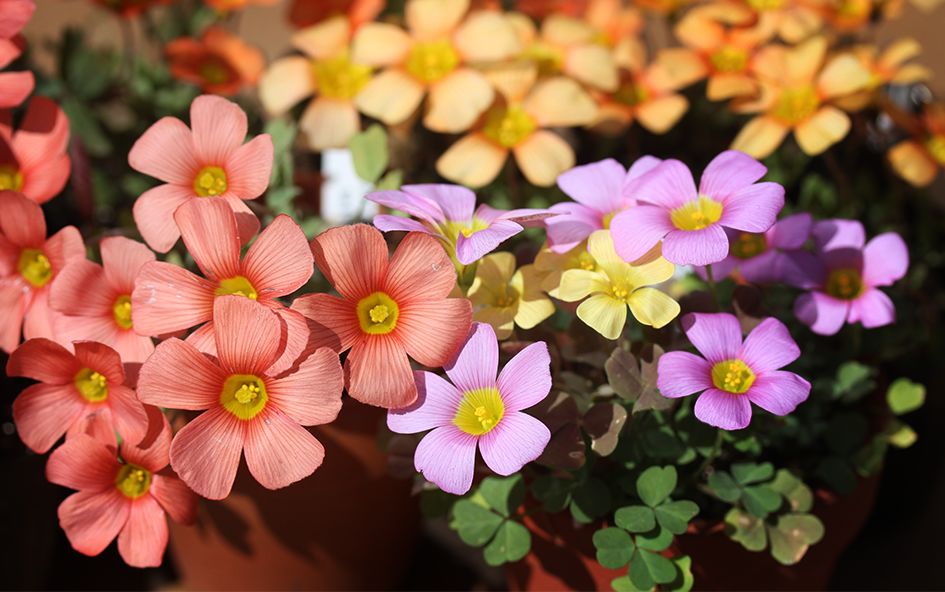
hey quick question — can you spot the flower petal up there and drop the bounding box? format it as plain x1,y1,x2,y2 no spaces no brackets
259,56,315,115
12,383,86,453
746,371,810,416
739,317,800,373
191,94,247,165
243,407,325,490
398,297,472,368
632,159,697,209
213,296,283,375
0,188,45,245
137,338,225,410
513,130,575,187
169,406,244,500
769,212,812,250
627,287,680,329
794,291,849,336
731,116,789,160
267,347,344,426
6,337,80,384
311,223,388,300
480,411,550,475
425,69,494,133
387,370,462,434
355,69,424,126
385,230,457,301
699,150,768,201
131,261,216,336
794,107,850,156
346,335,416,408
656,351,712,398
436,133,508,188
455,220,523,265
610,205,674,263
224,134,273,199
243,215,313,298
556,158,627,214
848,288,896,329
400,183,474,223
150,474,198,525
128,117,198,185
662,226,729,266
58,489,129,557
577,293,627,340
101,236,156,290
694,388,752,430
132,184,194,253
862,232,908,287
443,322,499,393
117,495,168,568
174,198,242,280
300,97,360,151
681,312,743,363
496,341,551,412
46,433,118,491
414,425,477,495
290,293,360,353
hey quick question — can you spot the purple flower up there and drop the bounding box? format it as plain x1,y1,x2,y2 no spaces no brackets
367,184,551,265
657,313,811,430
546,156,662,253
789,219,908,336
611,150,785,266
387,322,552,495
698,213,813,284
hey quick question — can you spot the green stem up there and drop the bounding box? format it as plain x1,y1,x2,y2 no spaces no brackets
692,430,724,484
705,265,720,311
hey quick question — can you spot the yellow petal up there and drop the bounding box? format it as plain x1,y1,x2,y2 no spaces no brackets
890,63,931,85
523,77,597,127
300,98,360,151
731,115,790,159
351,23,412,66
777,9,822,44
259,56,314,115
558,269,610,302
674,9,725,51
627,287,680,329
474,307,516,340
513,130,575,187
356,69,425,125
879,38,921,70
565,45,618,91
786,36,826,85
517,263,548,300
625,256,675,288
888,141,938,187
542,14,595,46
291,15,350,60
587,229,623,268
577,294,627,340
817,54,871,99
406,0,469,39
454,11,520,62
635,95,688,134
651,48,707,91
506,12,538,46
471,252,517,294
424,68,494,133
513,266,555,329
437,133,508,187
794,106,850,155
613,36,646,71
706,74,757,101
481,61,538,102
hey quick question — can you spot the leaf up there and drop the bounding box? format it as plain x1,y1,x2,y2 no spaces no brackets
666,555,694,592
570,478,612,523
833,361,875,402
768,514,824,566
634,526,674,552
886,379,925,415
730,462,774,486
478,475,525,518
610,575,643,592
605,348,643,401
531,475,572,513
585,402,628,457
636,466,677,507
61,98,111,157
769,470,813,513
376,169,403,190
724,508,767,551
483,520,531,566
654,500,699,535
593,527,635,569
349,124,388,183
742,485,782,518
633,345,671,413
451,499,503,546
707,471,741,503
614,505,656,533
630,548,676,590
887,423,918,448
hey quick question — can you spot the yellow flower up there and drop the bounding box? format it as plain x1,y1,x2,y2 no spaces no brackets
558,231,679,340
888,103,945,187
834,39,930,111
467,252,555,340
534,241,599,299
727,0,823,43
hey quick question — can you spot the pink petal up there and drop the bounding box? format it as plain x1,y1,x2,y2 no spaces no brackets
445,322,498,393
15,382,96,454
736,250,780,284
0,189,45,246
6,337,80,383
132,184,194,253
655,351,712,398
128,117,198,185
20,154,70,204
110,330,155,365
698,150,767,200
174,199,242,280
21,287,57,342
397,297,472,369
414,425,478,495
768,213,812,250
43,225,85,273
100,236,155,290
0,280,26,353
633,159,697,209
479,411,550,476
384,231,457,302
345,335,416,408
291,292,360,354
545,203,600,253
365,189,443,224
681,312,743,363
0,0,34,38
213,296,283,374
387,370,462,434
170,406,244,500
610,205,673,263
556,158,627,214
497,341,551,412
13,97,69,172
242,215,313,298
848,288,896,329
746,371,810,416
131,261,215,336
267,347,344,426
224,134,273,199
624,155,663,192
455,219,523,265
223,195,262,246
120,407,172,472
49,260,111,316
812,219,865,251
719,182,784,233
793,291,849,336
739,317,800,373
150,474,198,525
191,94,247,165
694,388,752,430
663,226,729,266
137,338,225,410
373,214,435,235
243,407,325,490
862,232,908,288
107,385,149,448
46,433,119,491
311,224,388,300
73,341,124,385
266,306,310,377
117,495,168,568
58,489,129,557
401,183,474,223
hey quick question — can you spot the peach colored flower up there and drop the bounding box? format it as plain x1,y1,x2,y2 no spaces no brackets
128,94,272,253
0,97,71,204
50,237,156,364
724,0,823,43
292,224,472,409
288,0,384,29
138,296,344,499
166,27,264,96
0,10,33,108
0,0,34,39
888,103,945,187
204,0,276,11
351,0,520,133
0,191,84,352
834,39,930,111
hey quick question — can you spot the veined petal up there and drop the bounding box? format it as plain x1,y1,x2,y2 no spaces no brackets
117,495,168,568
739,317,800,372
480,411,550,477
243,215,313,298
131,261,215,336
694,388,752,430
656,351,712,398
169,406,244,500
662,226,729,266
414,425,477,495
13,384,86,453
58,490,129,557
398,297,472,368
128,117,198,185
388,370,463,434
719,181,784,233
6,337,81,384
213,296,282,375
132,184,194,254
191,95,248,165
577,293,627,340
244,406,326,490
311,224,388,301
699,150,768,201
291,293,360,354
444,322,498,393
556,158,627,214
46,434,118,491
455,220,523,265
680,312,743,363
627,287,680,329
385,231,458,301
174,199,242,280
101,236,156,291
746,371,810,416
267,347,344,426
137,338,225,410
346,335,416,408
224,134,273,199
610,205,674,264
497,341,551,412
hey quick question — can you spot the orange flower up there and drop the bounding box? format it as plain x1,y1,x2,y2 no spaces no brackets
819,0,876,32
723,0,823,43
203,0,276,12
166,27,264,96
834,39,930,111
513,0,589,17
288,0,384,29
888,103,945,187
731,36,870,158
634,0,694,15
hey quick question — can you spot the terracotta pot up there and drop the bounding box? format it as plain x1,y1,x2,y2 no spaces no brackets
169,400,419,590
507,475,881,591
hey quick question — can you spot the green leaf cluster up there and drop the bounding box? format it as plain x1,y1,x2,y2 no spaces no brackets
449,476,531,566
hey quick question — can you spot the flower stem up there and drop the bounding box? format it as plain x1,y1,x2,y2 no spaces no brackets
705,265,720,311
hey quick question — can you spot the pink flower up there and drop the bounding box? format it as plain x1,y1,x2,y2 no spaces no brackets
7,339,149,453
657,313,811,430
137,296,345,499
128,94,273,252
0,36,34,108
0,0,34,39
46,415,198,568
0,97,71,203
0,190,84,352
611,150,784,266
387,322,551,495
50,237,156,363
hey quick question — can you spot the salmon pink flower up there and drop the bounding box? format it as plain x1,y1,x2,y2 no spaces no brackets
699,212,812,284
204,0,276,11
137,296,345,499
288,0,384,29
658,313,811,430
292,224,473,408
128,94,273,252
387,322,551,494
7,339,149,453
46,420,198,567
611,150,784,266
0,0,34,39
0,190,84,352
368,183,551,266
166,27,264,96
0,36,33,108
0,97,71,203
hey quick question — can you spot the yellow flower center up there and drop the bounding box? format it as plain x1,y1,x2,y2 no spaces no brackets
112,294,133,330
312,53,372,100
522,42,564,77
614,81,649,107
483,106,537,149
747,0,785,10
773,86,820,125
577,251,597,271
0,164,24,191
216,275,258,300
74,368,109,403
493,283,520,308
356,291,399,335
711,359,756,394
670,195,724,231
18,248,53,288
925,134,945,166
405,40,460,83
454,387,505,435
115,463,152,499
825,268,863,300
193,165,228,197
199,59,231,85
710,46,749,73
444,217,490,242
601,211,617,230
730,232,768,259
220,374,269,420
837,0,869,17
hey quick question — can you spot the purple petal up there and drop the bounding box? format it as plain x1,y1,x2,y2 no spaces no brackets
821,248,863,275
681,312,743,363
862,232,908,287
402,184,475,223
812,219,865,251
455,219,523,265
387,371,462,434
497,341,552,412
719,182,784,233
556,158,627,214
479,412,551,476
610,205,673,263
656,351,712,398
793,291,850,336
546,203,602,253
768,213,812,250
366,189,443,224
632,159,697,209
781,250,825,289
694,388,753,430
373,214,436,235
848,288,895,328
695,256,740,282
414,425,477,495
624,155,664,189
496,207,556,227
739,317,800,372
738,250,781,284
662,226,729,266
445,322,499,393
699,150,768,201
746,371,810,416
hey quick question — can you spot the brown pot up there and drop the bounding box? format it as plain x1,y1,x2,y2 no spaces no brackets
507,475,881,591
168,400,419,591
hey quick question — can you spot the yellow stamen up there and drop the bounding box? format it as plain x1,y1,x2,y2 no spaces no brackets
220,374,268,420
112,295,133,330
405,40,459,83
710,46,749,73
444,217,490,242
482,106,537,149
193,165,228,197
577,251,597,271
115,463,152,499
74,368,109,403
747,0,785,10
825,268,863,300
711,359,756,394
522,42,564,76
18,248,53,288
216,275,258,300
773,86,819,125
670,195,724,231
454,387,505,435
611,284,631,301
0,164,24,192
356,291,399,335
312,53,372,99
730,232,767,259
199,60,231,85
925,135,945,166
614,81,649,107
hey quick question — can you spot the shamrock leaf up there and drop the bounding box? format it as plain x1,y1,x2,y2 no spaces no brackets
654,501,699,535
637,466,677,507
451,499,503,546
615,505,656,533
629,548,676,590
479,475,525,517
483,520,531,566
593,527,635,569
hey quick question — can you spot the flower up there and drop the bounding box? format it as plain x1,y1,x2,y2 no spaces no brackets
91,0,168,17
132,198,312,369
368,183,551,266
49,237,156,363
288,0,384,29
467,253,554,340
558,230,680,340
387,322,551,494
46,417,198,567
351,0,520,133
534,240,599,298
834,39,930,111
165,27,264,96
204,0,276,11
888,102,945,187
0,96,71,203
699,212,812,284
292,224,472,408
137,296,345,499
0,34,34,109
657,313,811,430
610,150,784,266
726,0,822,43
791,220,908,335
0,0,34,39
731,37,870,158
128,94,273,252
7,339,148,453
546,156,661,253
0,190,84,352
259,16,373,151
